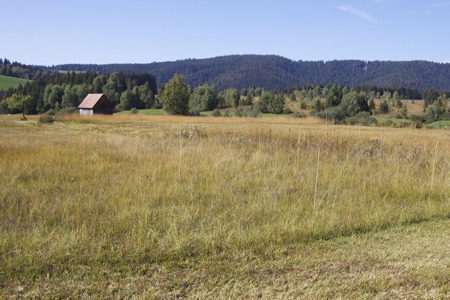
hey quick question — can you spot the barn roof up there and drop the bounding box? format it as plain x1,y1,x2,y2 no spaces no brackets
78,94,106,109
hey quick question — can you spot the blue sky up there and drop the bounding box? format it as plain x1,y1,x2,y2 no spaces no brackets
3,0,450,65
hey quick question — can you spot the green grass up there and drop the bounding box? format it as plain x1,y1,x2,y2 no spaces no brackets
0,115,449,298
425,120,450,129
0,74,30,91
375,116,413,125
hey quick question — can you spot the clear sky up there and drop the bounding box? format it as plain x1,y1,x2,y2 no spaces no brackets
3,0,450,65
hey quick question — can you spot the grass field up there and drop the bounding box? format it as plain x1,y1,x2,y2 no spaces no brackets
0,75,30,91
0,114,449,298
114,108,169,116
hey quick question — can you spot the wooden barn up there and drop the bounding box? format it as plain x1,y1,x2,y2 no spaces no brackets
78,94,113,116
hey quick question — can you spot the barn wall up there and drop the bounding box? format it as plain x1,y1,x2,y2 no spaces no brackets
79,109,93,116
93,96,114,115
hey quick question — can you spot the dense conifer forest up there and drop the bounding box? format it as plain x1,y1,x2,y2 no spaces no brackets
50,55,450,91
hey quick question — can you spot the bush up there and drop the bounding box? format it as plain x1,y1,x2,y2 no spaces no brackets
283,106,292,114
409,115,425,123
234,107,244,117
378,119,394,127
211,109,221,117
315,107,347,122
245,109,261,118
395,113,404,119
291,112,307,118
39,114,55,124
130,107,139,114
345,112,377,126
234,107,261,118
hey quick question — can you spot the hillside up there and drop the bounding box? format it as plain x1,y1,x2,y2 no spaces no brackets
52,55,450,91
0,75,30,91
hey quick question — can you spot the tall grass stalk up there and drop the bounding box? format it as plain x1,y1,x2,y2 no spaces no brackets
431,140,438,189
313,146,320,214
178,125,183,181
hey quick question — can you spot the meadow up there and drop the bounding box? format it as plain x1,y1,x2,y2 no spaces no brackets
0,75,30,91
0,114,449,299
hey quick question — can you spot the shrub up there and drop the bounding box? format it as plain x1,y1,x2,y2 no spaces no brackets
345,112,377,126
378,119,394,127
283,106,292,114
46,109,56,116
235,107,244,117
245,109,261,118
212,109,221,117
130,107,139,114
39,114,55,124
316,107,347,121
56,107,77,115
291,112,307,118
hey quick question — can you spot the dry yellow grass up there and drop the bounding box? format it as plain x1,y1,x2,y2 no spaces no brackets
403,99,425,115
0,114,449,298
58,113,325,125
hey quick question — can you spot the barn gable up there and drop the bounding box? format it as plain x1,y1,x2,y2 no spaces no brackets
78,94,113,115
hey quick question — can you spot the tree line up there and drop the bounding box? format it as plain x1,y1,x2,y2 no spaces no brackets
1,58,449,123
0,70,157,114
0,58,45,80
160,74,450,124
51,55,450,91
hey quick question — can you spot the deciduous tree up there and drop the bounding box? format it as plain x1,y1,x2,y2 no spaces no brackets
5,93,33,120
161,74,190,115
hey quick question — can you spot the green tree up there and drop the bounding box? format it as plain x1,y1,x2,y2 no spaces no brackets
299,99,308,110
93,75,107,93
137,82,154,108
5,93,33,120
311,98,324,113
257,92,286,114
379,99,390,114
189,84,218,115
224,88,240,108
393,91,402,108
324,85,342,108
76,84,93,102
400,103,408,118
61,85,78,108
424,88,439,105
368,98,376,113
117,89,137,111
240,94,253,106
340,91,369,117
43,84,64,110
161,74,190,115
256,92,273,113
102,72,123,107
267,93,286,114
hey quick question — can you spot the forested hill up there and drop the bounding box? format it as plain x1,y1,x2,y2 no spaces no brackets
52,55,450,91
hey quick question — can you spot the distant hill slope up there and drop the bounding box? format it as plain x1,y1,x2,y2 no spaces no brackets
52,55,450,91
0,75,30,91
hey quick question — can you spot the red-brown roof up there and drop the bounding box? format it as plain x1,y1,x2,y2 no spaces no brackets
78,94,106,109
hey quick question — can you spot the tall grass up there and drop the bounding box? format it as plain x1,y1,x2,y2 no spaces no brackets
0,116,449,283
